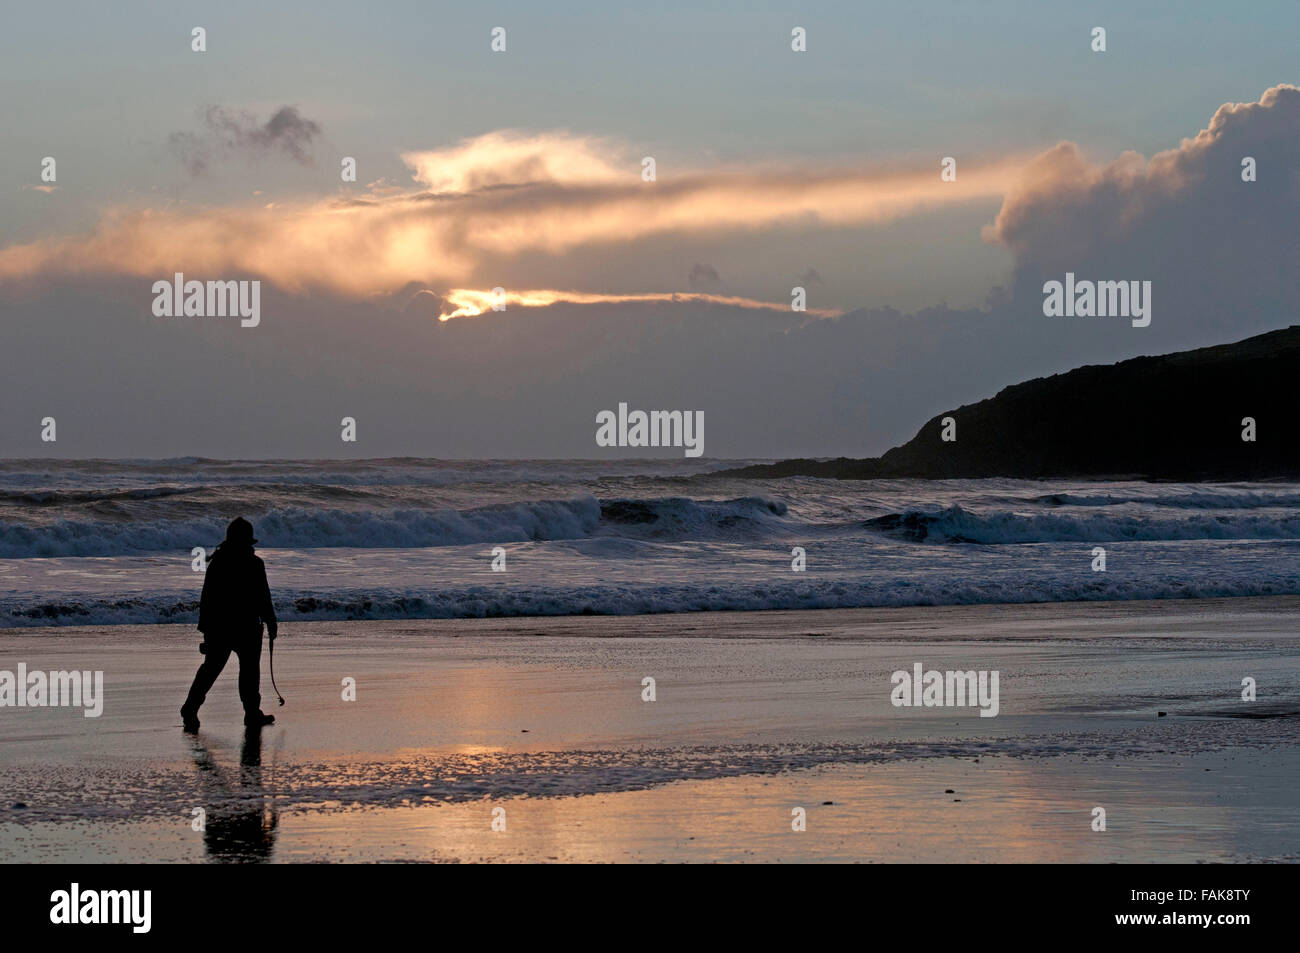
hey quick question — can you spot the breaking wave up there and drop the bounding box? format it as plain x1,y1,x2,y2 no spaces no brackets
864,504,1300,544
0,495,792,557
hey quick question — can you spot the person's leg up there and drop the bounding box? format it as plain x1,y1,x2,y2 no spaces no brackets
182,643,232,717
234,637,263,722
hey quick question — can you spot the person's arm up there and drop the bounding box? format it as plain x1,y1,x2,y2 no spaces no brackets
257,559,278,638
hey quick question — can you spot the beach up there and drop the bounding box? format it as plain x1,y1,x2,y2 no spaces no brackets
2,596,1296,863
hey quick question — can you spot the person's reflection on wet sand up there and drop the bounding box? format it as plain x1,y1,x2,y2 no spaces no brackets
189,727,279,862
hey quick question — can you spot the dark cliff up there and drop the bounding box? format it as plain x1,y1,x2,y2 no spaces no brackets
725,326,1300,481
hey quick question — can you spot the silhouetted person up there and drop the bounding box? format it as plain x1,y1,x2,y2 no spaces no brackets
181,517,279,731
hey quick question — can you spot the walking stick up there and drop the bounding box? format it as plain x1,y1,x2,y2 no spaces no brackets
269,633,285,706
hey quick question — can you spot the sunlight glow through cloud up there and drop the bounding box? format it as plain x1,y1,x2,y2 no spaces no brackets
435,288,844,321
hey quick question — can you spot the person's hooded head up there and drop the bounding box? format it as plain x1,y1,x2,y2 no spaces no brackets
219,517,258,552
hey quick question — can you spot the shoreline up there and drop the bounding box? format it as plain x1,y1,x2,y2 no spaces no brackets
5,592,1299,640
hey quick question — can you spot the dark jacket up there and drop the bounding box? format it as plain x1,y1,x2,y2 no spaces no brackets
198,543,277,641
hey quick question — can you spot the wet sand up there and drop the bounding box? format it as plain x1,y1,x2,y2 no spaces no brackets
1,596,1297,862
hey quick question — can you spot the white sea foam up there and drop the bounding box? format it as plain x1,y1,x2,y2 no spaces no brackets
1,459,1298,625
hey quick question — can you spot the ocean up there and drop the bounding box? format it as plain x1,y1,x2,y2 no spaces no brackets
2,457,1299,627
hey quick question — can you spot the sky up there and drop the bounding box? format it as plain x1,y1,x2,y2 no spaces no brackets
1,1,1298,458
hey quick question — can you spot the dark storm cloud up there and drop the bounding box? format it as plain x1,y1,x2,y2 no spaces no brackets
169,105,323,175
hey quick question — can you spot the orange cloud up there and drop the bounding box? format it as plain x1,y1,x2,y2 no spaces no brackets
0,130,1027,298
401,131,627,192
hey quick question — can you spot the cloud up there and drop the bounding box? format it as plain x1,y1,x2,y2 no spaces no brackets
0,277,963,458
0,130,1024,296
983,84,1300,346
169,105,322,174
986,84,1300,257
401,131,626,193
688,263,720,286
364,177,406,196
400,287,447,320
